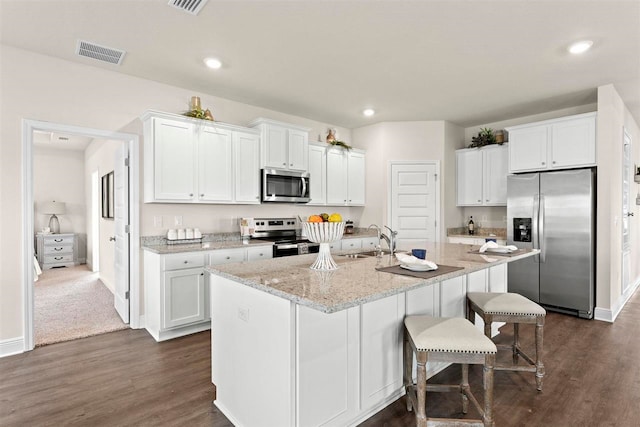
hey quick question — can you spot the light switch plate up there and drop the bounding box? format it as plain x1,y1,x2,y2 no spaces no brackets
153,216,163,227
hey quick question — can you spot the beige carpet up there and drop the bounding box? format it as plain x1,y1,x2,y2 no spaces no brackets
34,265,129,347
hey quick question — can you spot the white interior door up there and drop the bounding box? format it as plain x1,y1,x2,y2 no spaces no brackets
622,129,632,295
114,144,130,323
390,162,439,248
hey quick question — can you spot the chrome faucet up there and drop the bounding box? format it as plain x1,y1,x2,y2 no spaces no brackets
381,225,398,254
368,224,398,255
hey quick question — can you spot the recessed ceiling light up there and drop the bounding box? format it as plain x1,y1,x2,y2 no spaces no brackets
363,108,375,117
204,57,222,69
568,40,593,54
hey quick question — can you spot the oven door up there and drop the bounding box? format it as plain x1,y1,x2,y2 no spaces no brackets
273,242,320,257
262,169,310,203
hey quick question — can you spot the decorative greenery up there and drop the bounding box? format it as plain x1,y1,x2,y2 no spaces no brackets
183,107,214,121
328,140,352,150
469,127,497,148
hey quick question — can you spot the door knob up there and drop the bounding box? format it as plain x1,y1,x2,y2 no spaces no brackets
627,212,635,217
109,236,116,242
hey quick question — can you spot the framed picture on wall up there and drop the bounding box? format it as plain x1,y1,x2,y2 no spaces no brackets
102,171,114,219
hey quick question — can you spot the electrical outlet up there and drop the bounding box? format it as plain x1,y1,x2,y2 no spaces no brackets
481,215,488,222
238,307,249,322
174,215,183,226
153,216,163,227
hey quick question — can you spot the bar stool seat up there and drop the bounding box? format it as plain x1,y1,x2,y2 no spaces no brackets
403,316,497,427
466,292,546,391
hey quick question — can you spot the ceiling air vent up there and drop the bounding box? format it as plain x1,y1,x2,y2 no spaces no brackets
168,0,208,15
76,40,126,65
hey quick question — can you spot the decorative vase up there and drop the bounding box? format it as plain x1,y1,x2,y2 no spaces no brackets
301,221,345,270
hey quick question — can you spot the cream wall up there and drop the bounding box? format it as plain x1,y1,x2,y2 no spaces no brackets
33,147,86,235
84,139,121,292
596,84,640,318
0,45,355,343
353,121,464,242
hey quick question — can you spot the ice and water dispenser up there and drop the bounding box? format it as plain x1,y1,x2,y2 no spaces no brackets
513,218,532,242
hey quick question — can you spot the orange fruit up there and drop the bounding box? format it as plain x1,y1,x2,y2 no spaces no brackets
308,215,323,223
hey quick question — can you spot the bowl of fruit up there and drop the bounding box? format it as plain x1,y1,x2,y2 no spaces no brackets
301,213,344,270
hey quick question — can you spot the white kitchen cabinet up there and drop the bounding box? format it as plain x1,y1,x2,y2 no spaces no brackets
341,238,362,251
361,236,379,251
307,142,327,205
507,112,596,173
328,240,342,252
142,110,260,204
326,147,366,206
163,267,206,329
233,131,261,203
144,251,211,342
209,247,246,265
250,118,310,171
456,144,508,206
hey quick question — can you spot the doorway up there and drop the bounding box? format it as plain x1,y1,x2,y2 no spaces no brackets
388,161,440,247
22,119,140,351
622,128,632,296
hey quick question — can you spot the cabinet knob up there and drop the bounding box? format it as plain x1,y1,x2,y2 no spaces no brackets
552,161,556,164
200,193,204,197
486,199,489,202
478,199,481,202
290,163,293,166
541,162,545,165
189,193,194,197
200,273,204,276
226,256,231,259
344,199,347,202
184,260,188,264
282,163,286,166
256,196,259,199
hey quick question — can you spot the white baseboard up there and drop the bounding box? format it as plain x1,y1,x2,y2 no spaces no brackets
0,337,25,358
594,278,640,323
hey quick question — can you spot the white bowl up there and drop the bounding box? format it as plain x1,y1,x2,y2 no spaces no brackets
302,221,345,243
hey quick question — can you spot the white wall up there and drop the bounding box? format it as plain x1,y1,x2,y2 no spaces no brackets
84,139,120,292
0,45,355,342
353,120,464,241
596,84,640,319
33,147,86,235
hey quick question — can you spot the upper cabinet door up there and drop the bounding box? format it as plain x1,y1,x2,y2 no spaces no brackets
550,115,596,169
287,129,308,171
326,149,348,205
347,151,365,205
198,127,233,203
308,143,327,205
154,118,196,201
482,145,508,205
234,131,261,204
508,126,548,173
264,125,288,169
456,149,483,206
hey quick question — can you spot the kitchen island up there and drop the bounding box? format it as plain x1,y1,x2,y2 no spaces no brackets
207,243,538,427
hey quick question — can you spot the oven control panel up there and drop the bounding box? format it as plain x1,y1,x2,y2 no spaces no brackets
253,217,298,232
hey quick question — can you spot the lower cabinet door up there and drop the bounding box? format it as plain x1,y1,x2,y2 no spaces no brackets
162,268,205,330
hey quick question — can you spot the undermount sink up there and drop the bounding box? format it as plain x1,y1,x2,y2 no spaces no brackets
339,250,391,259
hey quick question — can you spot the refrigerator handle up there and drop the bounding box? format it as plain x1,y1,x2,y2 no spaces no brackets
539,194,546,263
532,194,540,251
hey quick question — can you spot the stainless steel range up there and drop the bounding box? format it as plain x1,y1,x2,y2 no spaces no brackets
251,217,320,257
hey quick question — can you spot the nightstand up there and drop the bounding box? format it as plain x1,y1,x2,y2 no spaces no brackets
35,233,80,269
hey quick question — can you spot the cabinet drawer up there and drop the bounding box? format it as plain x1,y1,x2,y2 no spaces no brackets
44,235,74,245
246,246,273,261
44,254,74,263
163,253,206,271
44,245,73,255
342,238,362,250
210,248,246,265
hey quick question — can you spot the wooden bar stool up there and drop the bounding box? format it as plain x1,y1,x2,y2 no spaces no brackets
466,292,546,391
403,316,497,427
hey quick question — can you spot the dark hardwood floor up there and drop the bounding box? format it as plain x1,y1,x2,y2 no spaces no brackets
1,289,639,426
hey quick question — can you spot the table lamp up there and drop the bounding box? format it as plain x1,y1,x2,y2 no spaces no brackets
42,201,66,234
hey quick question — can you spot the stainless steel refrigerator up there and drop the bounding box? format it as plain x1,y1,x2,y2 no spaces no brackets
507,168,595,319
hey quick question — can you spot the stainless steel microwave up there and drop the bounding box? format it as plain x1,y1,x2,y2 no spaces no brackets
261,169,310,203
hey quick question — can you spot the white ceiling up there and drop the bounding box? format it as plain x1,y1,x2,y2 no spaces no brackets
1,0,639,129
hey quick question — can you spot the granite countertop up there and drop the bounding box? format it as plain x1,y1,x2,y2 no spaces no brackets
447,227,507,239
206,242,538,313
141,228,378,255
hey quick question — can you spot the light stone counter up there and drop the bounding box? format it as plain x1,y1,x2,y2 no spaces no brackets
206,242,538,313
141,238,273,254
